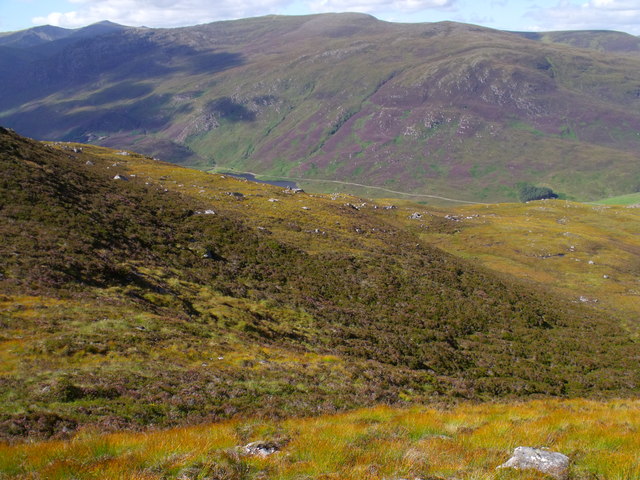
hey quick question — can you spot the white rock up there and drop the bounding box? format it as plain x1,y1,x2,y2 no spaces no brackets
497,447,569,480
243,441,280,457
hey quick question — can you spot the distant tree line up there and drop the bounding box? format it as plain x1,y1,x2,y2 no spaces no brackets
517,182,559,202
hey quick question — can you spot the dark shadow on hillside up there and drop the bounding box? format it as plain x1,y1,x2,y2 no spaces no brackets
0,32,246,109
206,97,256,122
84,82,155,106
3,90,194,145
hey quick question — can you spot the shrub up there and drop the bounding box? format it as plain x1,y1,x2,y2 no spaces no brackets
517,182,558,202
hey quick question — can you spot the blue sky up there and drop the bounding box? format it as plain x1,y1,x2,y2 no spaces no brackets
2,0,640,35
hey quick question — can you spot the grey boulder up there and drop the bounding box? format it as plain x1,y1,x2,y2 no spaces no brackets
497,446,569,480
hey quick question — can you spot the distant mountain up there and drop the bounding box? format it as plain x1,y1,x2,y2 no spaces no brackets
516,30,640,56
1,14,640,201
0,21,128,48
0,25,69,48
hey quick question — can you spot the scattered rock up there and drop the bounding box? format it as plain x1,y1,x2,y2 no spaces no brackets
424,434,452,440
203,210,215,215
579,296,598,303
243,440,281,457
268,198,279,202
226,191,244,198
85,160,94,166
113,174,128,181
284,186,304,194
409,212,422,219
384,477,439,480
497,446,569,480
302,206,310,210
116,151,130,156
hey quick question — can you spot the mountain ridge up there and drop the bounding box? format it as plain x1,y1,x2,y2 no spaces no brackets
1,14,640,201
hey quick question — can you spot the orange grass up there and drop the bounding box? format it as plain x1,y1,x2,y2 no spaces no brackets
2,398,639,479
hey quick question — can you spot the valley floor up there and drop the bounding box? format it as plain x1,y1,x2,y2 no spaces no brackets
2,398,639,479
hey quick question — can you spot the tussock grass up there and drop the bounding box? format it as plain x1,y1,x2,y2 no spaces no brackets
1,399,639,479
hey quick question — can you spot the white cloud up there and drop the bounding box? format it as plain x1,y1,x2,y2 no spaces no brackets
309,0,456,15
527,0,640,34
32,0,296,28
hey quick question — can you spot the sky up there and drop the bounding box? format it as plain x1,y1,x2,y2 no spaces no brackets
1,0,640,35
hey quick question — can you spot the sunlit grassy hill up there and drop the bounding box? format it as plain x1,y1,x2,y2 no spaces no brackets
392,200,640,333
1,128,639,444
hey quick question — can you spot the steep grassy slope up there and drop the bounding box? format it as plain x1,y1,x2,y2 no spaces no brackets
1,128,638,441
1,15,640,201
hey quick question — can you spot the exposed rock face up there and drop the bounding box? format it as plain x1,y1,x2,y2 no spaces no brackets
497,446,570,480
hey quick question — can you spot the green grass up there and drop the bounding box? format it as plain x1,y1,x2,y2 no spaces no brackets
593,192,640,205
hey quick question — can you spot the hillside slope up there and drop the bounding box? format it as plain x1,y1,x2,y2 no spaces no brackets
1,15,640,201
1,128,638,440
384,199,640,332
